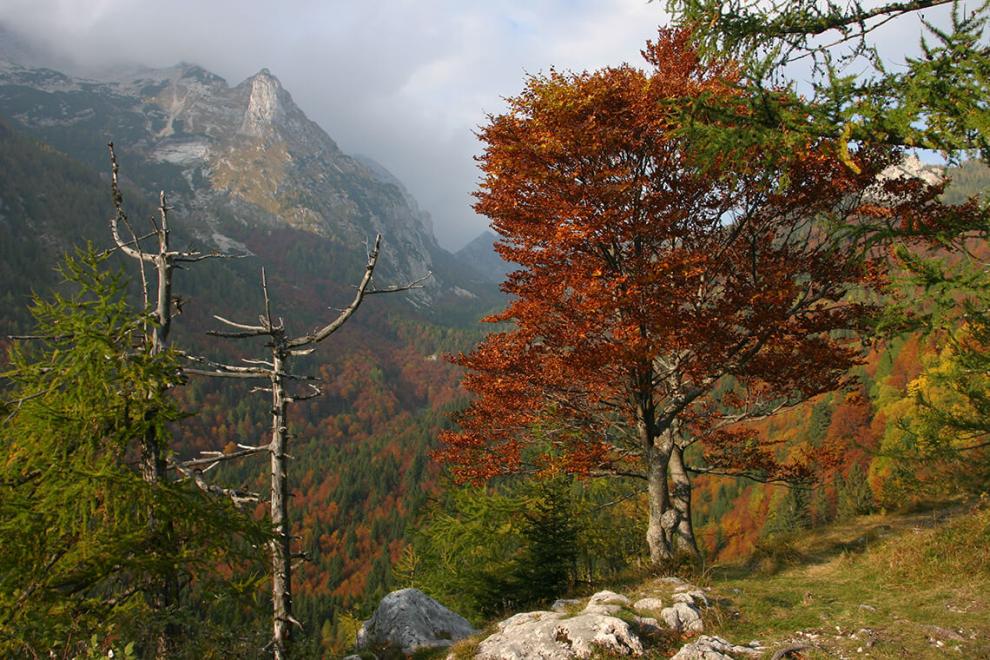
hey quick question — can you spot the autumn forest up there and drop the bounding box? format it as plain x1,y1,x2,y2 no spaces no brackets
2,1,990,658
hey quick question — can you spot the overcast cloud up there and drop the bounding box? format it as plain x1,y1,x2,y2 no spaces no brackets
0,1,954,249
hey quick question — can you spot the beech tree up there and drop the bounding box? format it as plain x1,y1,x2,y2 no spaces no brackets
661,2,990,507
438,29,955,566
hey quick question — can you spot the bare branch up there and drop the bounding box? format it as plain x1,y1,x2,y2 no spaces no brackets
182,353,269,377
212,314,269,334
262,267,274,330
588,469,648,481
170,460,260,507
107,143,155,264
366,271,432,295
242,358,275,367
3,388,53,423
285,384,322,403
171,444,271,470
286,234,382,348
184,367,267,380
207,329,273,339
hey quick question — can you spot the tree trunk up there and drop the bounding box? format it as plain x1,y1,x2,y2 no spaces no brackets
644,421,677,568
669,442,701,560
645,449,674,567
270,348,292,660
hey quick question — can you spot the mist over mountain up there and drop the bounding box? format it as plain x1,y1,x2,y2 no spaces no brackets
0,56,502,308
454,229,513,284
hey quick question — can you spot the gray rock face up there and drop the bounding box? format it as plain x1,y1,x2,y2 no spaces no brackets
476,610,643,659
0,59,446,299
671,635,762,659
672,589,709,608
583,590,631,614
660,601,704,634
454,229,512,284
633,597,664,612
356,588,476,654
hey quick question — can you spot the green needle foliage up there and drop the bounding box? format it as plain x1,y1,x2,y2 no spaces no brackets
516,475,578,605
664,0,990,164
0,249,267,658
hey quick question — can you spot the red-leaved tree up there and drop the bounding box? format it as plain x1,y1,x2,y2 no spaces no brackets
438,29,955,566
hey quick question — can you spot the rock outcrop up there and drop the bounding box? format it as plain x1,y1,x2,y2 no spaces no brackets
476,610,644,659
660,601,705,634
583,590,631,614
358,579,764,659
671,635,763,659
355,588,476,654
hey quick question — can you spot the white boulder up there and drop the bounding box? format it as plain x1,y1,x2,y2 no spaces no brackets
672,589,709,608
671,635,762,659
355,588,476,654
583,590,631,614
633,597,664,612
660,601,705,634
476,610,644,659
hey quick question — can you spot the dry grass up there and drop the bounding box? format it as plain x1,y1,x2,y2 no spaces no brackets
706,498,990,658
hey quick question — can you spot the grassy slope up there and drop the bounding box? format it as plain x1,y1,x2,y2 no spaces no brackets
708,500,990,658
436,500,989,659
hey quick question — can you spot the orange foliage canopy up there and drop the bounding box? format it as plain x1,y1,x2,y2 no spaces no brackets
438,30,950,489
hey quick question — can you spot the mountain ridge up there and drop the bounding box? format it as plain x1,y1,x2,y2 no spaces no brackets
454,229,512,284
0,56,498,306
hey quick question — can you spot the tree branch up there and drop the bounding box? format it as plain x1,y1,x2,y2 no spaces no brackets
286,234,383,348
107,143,155,264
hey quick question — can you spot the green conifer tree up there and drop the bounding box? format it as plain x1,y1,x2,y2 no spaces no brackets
516,476,578,604
762,486,812,538
0,250,265,657
810,482,834,527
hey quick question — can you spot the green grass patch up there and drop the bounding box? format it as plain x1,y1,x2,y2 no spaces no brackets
706,500,990,658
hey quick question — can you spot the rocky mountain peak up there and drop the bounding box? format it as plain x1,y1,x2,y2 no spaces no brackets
0,57,504,306
455,229,511,283
239,68,286,137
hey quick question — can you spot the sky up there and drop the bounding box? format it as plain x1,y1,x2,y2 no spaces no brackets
0,1,958,250
0,0,669,250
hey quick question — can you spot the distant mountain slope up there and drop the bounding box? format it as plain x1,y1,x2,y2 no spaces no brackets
0,59,497,307
0,114,156,332
455,229,512,284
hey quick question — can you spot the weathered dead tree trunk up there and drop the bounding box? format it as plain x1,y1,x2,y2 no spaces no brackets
195,236,426,659
107,143,236,655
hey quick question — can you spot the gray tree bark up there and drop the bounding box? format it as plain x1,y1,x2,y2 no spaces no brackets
669,442,701,559
201,237,426,659
108,144,238,656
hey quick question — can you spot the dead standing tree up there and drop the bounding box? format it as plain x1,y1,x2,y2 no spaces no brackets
188,235,426,659
106,142,239,652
